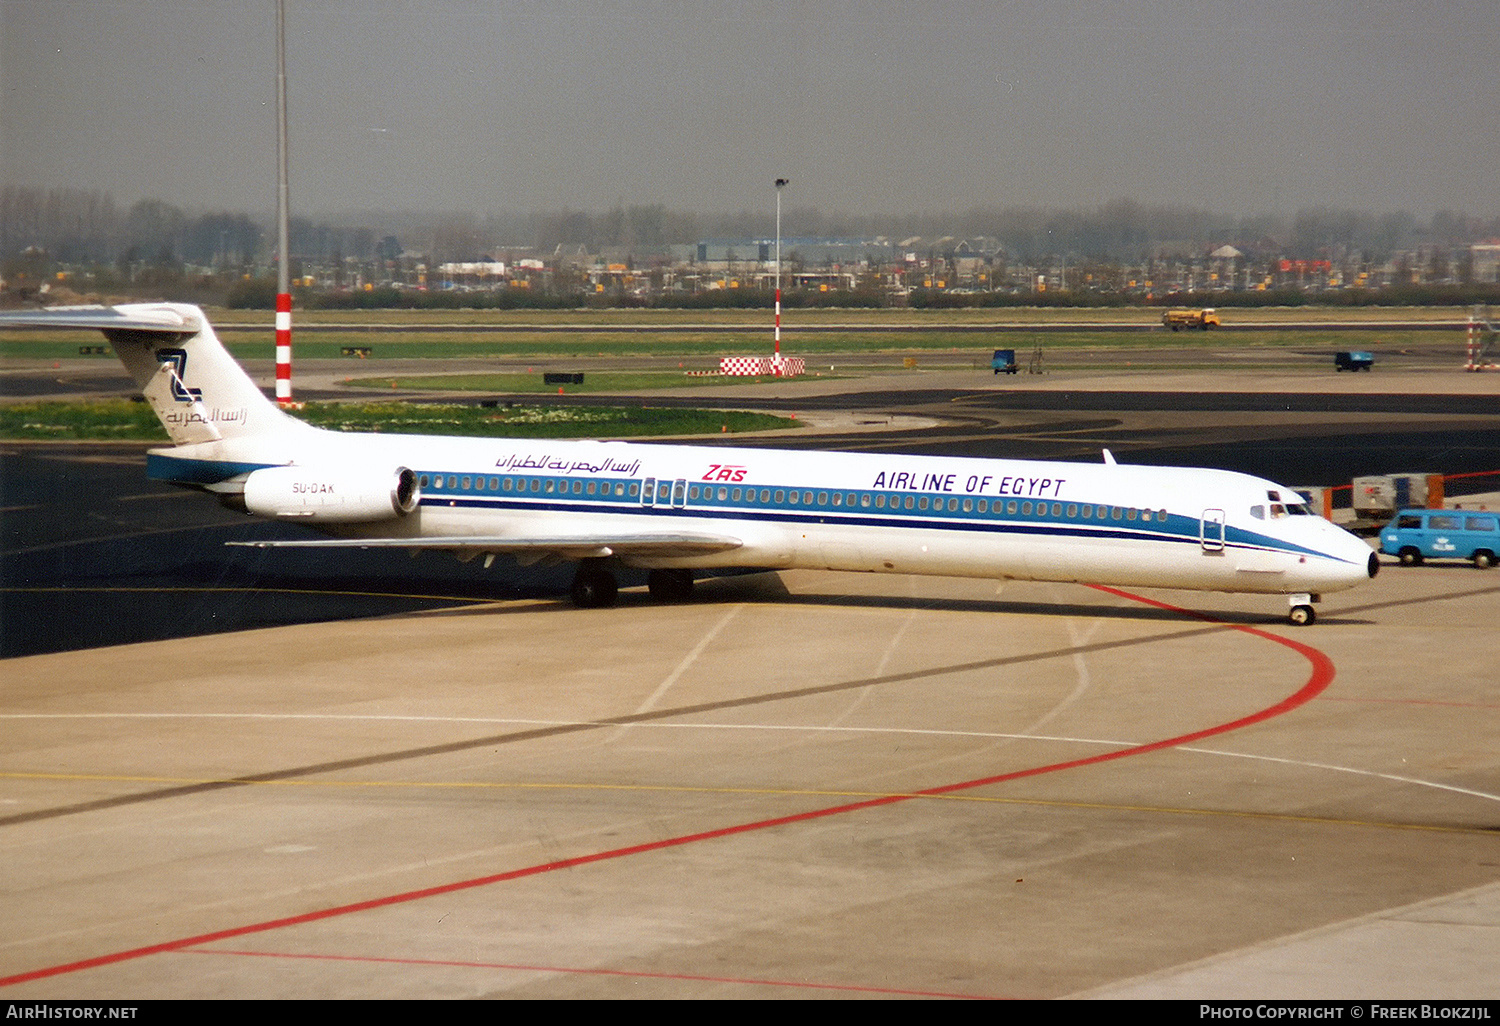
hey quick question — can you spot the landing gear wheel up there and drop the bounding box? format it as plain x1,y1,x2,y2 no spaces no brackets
1288,604,1316,627
569,563,618,608
647,568,695,603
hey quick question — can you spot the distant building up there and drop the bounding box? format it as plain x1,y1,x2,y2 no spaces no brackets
685,237,896,271
1471,243,1500,283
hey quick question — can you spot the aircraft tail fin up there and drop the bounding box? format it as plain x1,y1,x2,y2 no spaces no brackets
0,303,309,446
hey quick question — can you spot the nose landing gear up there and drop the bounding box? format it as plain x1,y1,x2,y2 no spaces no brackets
1286,593,1320,626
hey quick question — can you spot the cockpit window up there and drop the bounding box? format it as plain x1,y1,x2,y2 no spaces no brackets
1250,505,1265,520
1285,503,1309,515
1270,503,1286,518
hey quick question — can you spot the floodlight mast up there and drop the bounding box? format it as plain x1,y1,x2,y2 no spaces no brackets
774,178,788,358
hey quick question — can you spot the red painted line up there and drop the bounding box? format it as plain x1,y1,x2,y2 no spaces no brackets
184,948,1001,999
0,587,1335,990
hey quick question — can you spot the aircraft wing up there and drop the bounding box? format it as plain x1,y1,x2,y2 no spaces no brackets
227,530,744,561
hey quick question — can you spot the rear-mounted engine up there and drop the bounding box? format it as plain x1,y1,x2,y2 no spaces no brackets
243,465,419,522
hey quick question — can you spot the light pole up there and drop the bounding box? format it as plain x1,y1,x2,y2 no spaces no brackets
274,0,293,405
774,178,787,362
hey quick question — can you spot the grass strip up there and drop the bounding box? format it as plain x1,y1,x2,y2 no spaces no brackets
0,400,798,442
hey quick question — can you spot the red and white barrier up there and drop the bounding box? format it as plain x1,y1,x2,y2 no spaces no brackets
719,355,805,377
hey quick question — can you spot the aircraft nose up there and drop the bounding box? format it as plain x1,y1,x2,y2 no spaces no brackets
1310,524,1378,590
1337,534,1379,586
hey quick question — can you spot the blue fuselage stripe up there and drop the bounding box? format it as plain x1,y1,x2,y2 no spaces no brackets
417,489,1329,560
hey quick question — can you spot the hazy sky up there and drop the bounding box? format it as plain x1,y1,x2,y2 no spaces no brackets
3,0,1496,219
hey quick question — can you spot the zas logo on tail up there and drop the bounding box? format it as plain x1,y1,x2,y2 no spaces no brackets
155,348,204,402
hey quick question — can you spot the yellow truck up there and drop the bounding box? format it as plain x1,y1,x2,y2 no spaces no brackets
1162,308,1221,331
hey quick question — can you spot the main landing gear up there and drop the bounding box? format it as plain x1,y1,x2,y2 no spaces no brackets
568,560,696,608
569,560,618,608
1286,593,1320,627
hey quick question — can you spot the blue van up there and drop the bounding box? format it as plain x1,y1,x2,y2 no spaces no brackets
1380,509,1500,568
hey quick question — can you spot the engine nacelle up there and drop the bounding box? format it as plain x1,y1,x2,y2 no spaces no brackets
243,464,419,523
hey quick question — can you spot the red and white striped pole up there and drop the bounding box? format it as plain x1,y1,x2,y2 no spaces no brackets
274,0,293,405
275,291,293,402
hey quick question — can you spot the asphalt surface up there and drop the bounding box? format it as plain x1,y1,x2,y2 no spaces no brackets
1,359,1498,1001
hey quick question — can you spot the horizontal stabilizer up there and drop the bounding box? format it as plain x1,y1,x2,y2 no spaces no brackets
228,531,744,561
0,304,203,333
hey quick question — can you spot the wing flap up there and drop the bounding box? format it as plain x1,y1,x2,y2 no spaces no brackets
227,531,744,561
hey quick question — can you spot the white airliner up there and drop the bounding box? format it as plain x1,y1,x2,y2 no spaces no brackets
0,302,1378,624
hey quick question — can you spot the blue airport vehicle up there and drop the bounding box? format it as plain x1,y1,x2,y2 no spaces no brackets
991,349,1018,374
1335,351,1374,372
1380,508,1500,568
